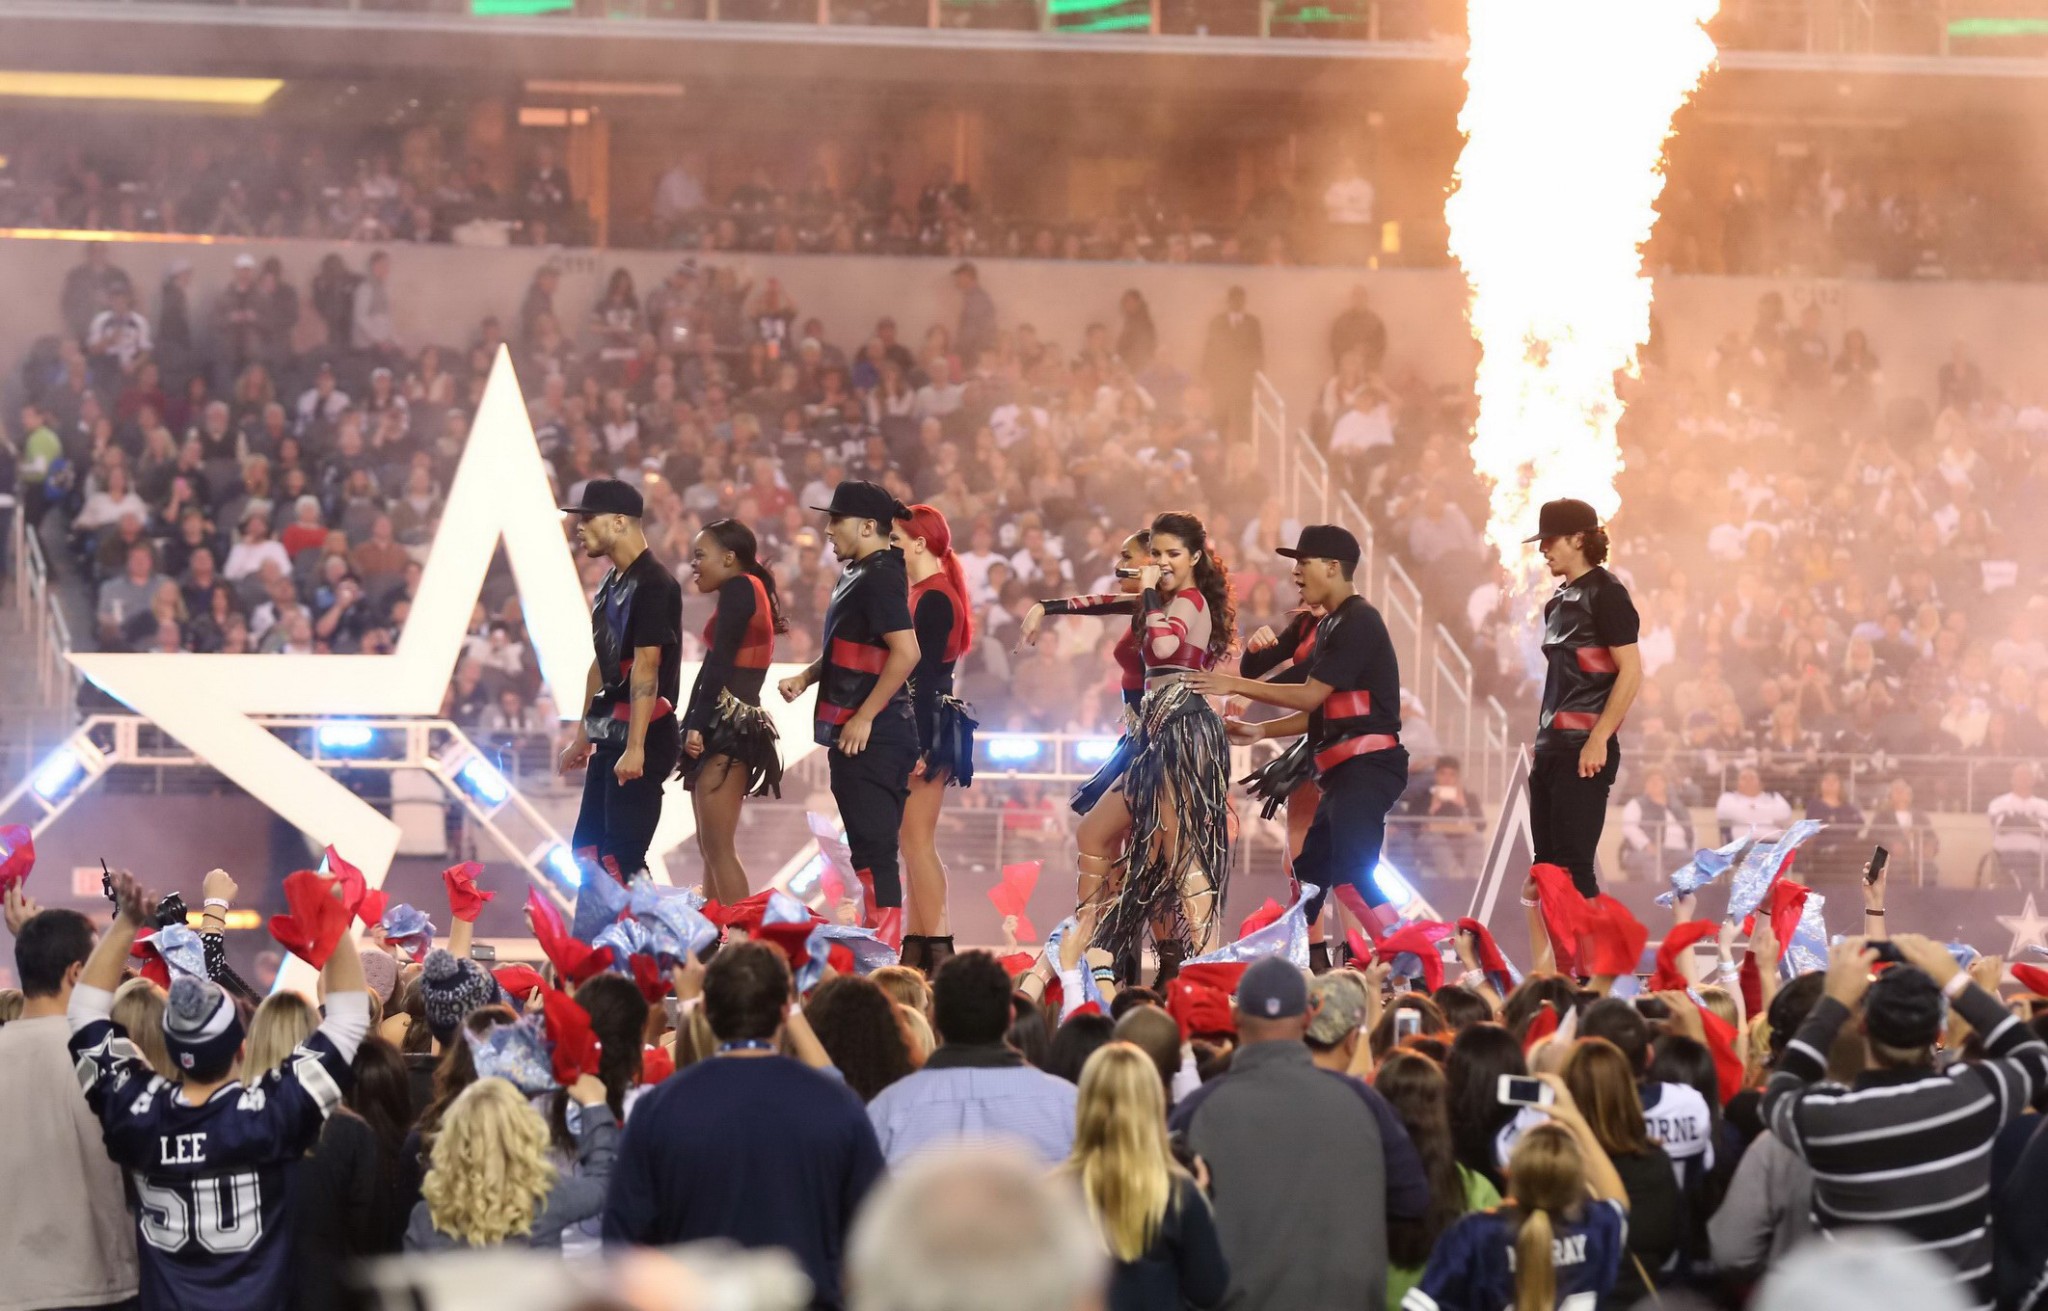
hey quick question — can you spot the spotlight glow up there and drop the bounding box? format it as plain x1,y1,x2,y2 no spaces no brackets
1449,0,1717,593
316,721,376,752
455,756,512,807
984,735,1043,765
1073,737,1120,765
31,746,86,802
542,844,582,886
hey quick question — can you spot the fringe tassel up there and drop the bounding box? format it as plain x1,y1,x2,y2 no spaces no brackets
684,691,784,797
1093,680,1232,961
1241,737,1314,821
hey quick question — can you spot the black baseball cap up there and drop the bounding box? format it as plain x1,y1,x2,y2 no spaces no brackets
558,477,643,518
1523,498,1601,543
812,479,907,526
1276,524,1362,566
1864,965,1945,1049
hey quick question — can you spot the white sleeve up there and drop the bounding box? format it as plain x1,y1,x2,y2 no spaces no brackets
316,991,371,1064
68,982,116,1032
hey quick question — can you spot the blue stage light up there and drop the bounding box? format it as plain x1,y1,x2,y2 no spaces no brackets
316,721,376,752
1374,860,1417,907
984,735,1042,764
1073,736,1120,764
31,746,86,802
456,756,511,807
543,844,582,886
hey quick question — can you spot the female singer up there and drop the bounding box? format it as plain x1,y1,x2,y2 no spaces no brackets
1096,511,1235,981
890,504,977,977
1018,530,1149,931
680,518,786,906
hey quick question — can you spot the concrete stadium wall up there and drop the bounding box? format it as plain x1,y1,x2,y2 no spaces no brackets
4,235,2041,425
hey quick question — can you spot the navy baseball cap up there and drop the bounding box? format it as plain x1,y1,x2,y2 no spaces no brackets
1236,956,1310,1020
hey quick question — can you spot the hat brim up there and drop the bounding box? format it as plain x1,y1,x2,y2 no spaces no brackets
1275,546,1361,565
557,502,638,517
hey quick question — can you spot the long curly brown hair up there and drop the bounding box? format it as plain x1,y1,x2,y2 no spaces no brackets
1148,511,1236,659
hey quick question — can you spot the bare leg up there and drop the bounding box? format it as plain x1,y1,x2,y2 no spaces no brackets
1152,791,1219,956
901,766,952,937
1287,786,1321,946
691,756,751,907
1075,787,1133,911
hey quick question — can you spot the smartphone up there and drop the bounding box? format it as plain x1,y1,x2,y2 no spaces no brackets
1498,1074,1554,1108
100,857,113,901
1866,846,1890,887
1394,1009,1422,1042
469,943,499,963
1114,567,1142,579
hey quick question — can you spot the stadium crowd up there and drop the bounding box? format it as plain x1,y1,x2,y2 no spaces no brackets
2,846,2047,1311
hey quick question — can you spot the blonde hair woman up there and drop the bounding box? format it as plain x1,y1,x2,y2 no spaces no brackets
407,1074,613,1251
244,990,398,1275
1410,1074,1631,1311
1062,1042,1228,1310
112,977,173,1078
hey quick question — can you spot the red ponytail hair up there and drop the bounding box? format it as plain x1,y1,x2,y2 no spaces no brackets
899,502,974,648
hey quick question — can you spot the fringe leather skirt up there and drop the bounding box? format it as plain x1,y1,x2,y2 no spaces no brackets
1093,678,1233,959
682,690,784,797
924,695,980,788
1241,736,1316,821
1071,730,1135,814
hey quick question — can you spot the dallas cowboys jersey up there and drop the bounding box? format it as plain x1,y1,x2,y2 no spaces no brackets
71,1000,358,1311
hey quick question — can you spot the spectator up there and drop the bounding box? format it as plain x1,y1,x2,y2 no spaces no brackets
953,262,997,367
802,974,917,1104
1060,1042,1229,1311
602,942,884,1309
97,541,165,646
1375,1050,1503,1309
1709,975,1829,1277
1200,286,1263,441
1406,1097,1632,1311
1766,934,2048,1303
1557,1038,1683,1305
1988,761,2048,883
1863,778,1942,884
847,1150,1106,1311
86,280,152,381
223,510,291,582
1619,766,1695,881
1397,756,1483,881
1170,957,1427,1310
352,250,400,359
1304,971,1371,1075
0,890,139,1311
867,950,1078,1166
1717,765,1794,842
1321,155,1376,261
408,1075,615,1251
1803,769,1866,887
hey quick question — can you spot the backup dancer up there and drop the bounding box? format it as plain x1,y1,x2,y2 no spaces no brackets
891,503,978,976
1095,511,1236,981
1525,498,1642,899
1197,525,1406,940
557,478,684,879
680,517,786,906
1237,597,1334,970
1018,530,1150,929
779,480,920,930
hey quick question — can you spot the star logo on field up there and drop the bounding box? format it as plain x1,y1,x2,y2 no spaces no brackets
1999,893,2048,958
70,350,819,983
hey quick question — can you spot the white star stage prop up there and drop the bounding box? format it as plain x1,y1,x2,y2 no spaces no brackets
1999,893,2048,959
69,349,821,985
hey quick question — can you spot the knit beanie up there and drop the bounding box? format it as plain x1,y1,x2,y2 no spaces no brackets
359,949,399,1005
162,976,245,1079
420,947,500,1041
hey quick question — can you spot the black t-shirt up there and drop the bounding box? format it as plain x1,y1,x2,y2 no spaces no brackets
823,548,914,654
1306,593,1403,749
592,548,684,713
1538,565,1640,751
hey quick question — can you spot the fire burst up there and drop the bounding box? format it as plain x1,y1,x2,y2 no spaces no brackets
1449,0,1718,577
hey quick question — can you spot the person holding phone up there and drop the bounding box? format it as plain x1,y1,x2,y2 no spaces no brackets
1407,1073,1631,1311
1523,499,1642,900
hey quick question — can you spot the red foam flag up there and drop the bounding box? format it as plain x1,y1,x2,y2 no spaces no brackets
442,861,495,924
1527,864,1589,977
1694,1001,1746,1106
720,889,784,937
1524,1001,1560,1051
130,931,171,989
987,861,1042,943
1580,895,1649,980
492,964,547,1003
268,870,352,969
627,954,671,1005
1649,921,1721,992
1738,949,1764,1019
1237,898,1286,941
754,918,820,968
1376,921,1453,993
2012,962,2048,997
1767,880,1809,963
540,984,602,1084
997,951,1038,978
0,825,35,892
1455,917,1515,992
1165,977,1236,1040
640,1044,675,1085
1179,961,1250,997
321,846,385,928
526,888,614,986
